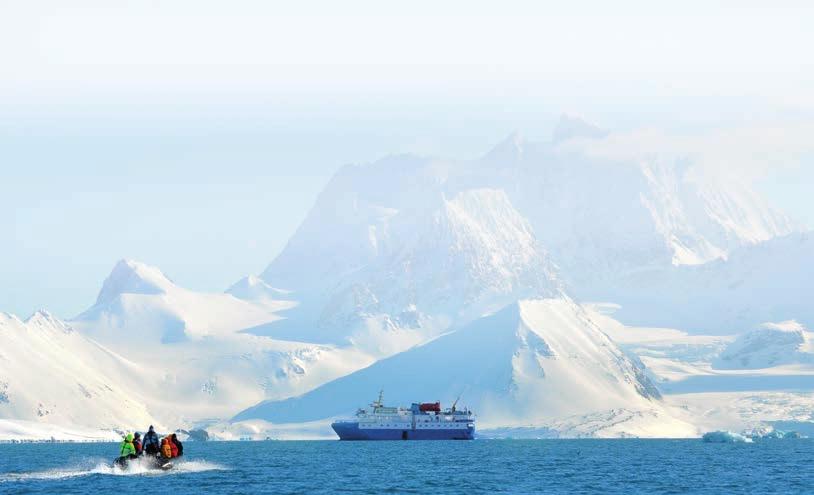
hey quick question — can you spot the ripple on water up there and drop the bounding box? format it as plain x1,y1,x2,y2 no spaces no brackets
2,440,814,494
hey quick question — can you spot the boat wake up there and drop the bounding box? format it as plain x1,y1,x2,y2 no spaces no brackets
1,458,226,482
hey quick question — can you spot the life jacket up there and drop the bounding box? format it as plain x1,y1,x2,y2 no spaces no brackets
161,437,172,458
120,437,136,458
133,438,143,455
169,437,179,458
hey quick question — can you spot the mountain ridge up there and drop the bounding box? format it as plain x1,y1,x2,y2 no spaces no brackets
1,122,807,439
234,298,692,437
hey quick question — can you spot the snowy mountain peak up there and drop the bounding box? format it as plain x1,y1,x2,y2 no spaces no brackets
321,188,561,324
94,259,174,306
25,310,71,332
485,131,525,163
552,113,609,143
226,275,292,302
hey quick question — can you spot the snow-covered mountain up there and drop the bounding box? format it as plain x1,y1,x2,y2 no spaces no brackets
235,298,696,438
1,117,805,439
252,116,797,349
606,232,814,333
250,188,561,356
73,260,375,422
0,260,377,439
462,128,797,297
0,311,159,437
227,120,802,437
262,116,797,308
715,321,814,370
76,259,295,345
326,188,560,318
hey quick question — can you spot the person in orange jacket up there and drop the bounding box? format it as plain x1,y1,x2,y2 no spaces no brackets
160,436,173,459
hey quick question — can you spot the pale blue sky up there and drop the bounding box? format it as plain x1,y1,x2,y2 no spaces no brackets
2,1,813,317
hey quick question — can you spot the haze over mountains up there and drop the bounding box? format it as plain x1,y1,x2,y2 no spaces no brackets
2,115,811,440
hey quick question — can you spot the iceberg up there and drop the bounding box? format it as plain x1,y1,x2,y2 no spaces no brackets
743,427,804,440
701,431,753,443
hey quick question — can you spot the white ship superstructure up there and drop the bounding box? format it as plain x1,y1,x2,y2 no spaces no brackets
332,391,475,440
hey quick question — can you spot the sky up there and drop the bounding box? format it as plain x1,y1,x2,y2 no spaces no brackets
2,0,813,318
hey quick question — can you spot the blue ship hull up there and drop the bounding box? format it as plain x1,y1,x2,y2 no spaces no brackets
332,422,475,440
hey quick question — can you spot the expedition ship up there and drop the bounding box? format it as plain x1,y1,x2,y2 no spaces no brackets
331,391,475,440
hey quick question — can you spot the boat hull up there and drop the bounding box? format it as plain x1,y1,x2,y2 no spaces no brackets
113,455,173,470
332,421,474,440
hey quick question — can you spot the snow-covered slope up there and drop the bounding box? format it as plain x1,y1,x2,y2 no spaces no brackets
251,189,561,356
686,233,814,331
323,189,560,325
608,232,814,333
230,121,797,436
227,275,294,304
235,298,695,438
482,136,796,296
0,311,159,434
587,304,814,434
248,121,799,350
1,301,372,440
71,260,373,424
260,116,796,309
715,321,814,370
261,153,428,291
2,118,803,439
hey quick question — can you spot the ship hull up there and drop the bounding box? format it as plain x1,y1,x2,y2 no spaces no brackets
332,422,475,440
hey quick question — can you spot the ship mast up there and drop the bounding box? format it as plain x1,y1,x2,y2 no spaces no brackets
372,389,384,409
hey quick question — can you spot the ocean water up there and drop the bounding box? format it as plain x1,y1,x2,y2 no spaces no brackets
1,439,812,494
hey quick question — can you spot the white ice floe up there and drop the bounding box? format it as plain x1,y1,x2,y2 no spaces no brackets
702,430,752,443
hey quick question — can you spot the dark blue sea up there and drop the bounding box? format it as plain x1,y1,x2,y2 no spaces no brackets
2,439,812,494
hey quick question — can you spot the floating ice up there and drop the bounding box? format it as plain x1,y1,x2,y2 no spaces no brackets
702,431,753,443
743,427,804,440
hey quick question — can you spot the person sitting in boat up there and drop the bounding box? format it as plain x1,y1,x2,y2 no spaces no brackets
161,436,173,459
171,433,183,457
133,432,143,456
143,425,160,455
119,433,137,461
167,434,179,458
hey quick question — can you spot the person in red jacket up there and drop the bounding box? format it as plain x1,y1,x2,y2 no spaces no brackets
171,433,184,457
133,432,143,456
167,435,179,458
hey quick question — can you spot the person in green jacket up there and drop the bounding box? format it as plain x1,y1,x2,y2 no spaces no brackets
119,433,137,460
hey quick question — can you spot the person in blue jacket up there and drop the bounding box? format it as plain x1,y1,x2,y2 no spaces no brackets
142,425,161,455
